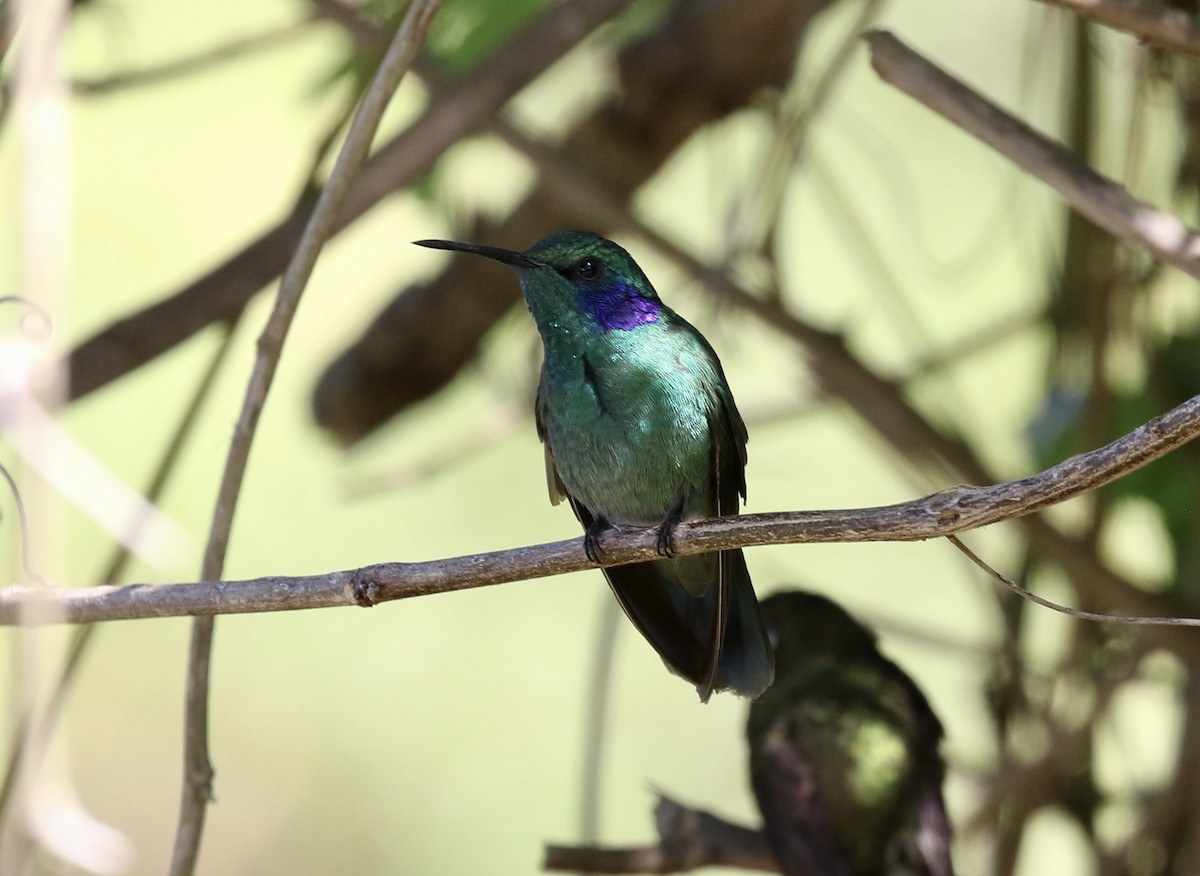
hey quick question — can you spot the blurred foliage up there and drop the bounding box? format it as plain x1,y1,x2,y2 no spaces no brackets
423,0,552,73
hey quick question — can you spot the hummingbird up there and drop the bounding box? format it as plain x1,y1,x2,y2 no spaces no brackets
414,231,773,701
747,590,955,876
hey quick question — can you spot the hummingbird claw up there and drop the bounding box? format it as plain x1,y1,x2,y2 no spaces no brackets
584,517,611,563
655,498,686,558
654,521,678,558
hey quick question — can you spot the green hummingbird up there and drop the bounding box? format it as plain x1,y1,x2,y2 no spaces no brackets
414,231,773,701
747,590,955,876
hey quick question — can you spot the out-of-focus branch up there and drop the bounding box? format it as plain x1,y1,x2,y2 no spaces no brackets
489,113,1200,665
865,29,1200,280
312,0,832,444
168,3,442,874
545,795,776,874
0,315,242,841
71,18,320,95
5,389,1200,627
1035,0,1200,57
64,0,638,402
306,0,378,47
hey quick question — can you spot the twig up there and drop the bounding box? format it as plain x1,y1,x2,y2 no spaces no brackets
71,17,320,95
341,404,524,498
5,390,1200,627
0,462,43,585
864,29,1200,280
306,0,378,47
542,838,774,875
6,0,72,870
731,0,884,256
168,5,442,875
0,294,52,340
64,0,638,401
579,600,621,848
1035,0,1200,56
544,794,776,873
0,315,242,835
313,0,829,444
948,535,1185,626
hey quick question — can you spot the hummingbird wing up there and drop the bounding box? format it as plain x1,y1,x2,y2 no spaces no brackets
886,700,955,876
750,718,852,876
535,374,718,689
535,386,569,506
703,357,773,698
892,780,955,876
531,327,771,700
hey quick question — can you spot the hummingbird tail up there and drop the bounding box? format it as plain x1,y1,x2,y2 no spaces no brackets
603,548,773,701
713,548,775,699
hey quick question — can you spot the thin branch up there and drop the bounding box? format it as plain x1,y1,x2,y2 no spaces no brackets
0,315,242,835
864,29,1200,280
1035,0,1200,57
579,600,621,848
5,390,1200,627
0,462,43,585
6,0,72,869
64,0,639,401
71,17,320,95
168,5,443,875
314,0,828,444
545,794,776,874
341,404,524,498
542,838,774,875
492,117,1200,663
729,0,883,257
949,535,1186,626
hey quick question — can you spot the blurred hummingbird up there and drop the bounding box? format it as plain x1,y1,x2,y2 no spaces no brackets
414,231,773,701
747,590,955,876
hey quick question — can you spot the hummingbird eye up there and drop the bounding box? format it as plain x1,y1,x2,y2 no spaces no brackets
573,257,600,280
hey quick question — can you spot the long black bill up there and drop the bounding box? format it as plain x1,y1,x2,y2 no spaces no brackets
414,238,544,269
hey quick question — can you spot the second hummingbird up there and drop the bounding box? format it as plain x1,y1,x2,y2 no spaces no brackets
415,231,774,701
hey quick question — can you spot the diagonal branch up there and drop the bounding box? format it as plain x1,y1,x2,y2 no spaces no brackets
168,4,443,874
865,29,1200,279
490,118,1196,659
313,0,830,443
544,794,776,873
63,0,638,402
71,17,320,95
1034,0,1200,57
4,390,1200,631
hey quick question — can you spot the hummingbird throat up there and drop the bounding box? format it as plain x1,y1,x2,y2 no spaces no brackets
582,282,661,331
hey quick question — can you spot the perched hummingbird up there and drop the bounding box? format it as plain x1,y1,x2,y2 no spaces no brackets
747,590,955,876
414,231,773,701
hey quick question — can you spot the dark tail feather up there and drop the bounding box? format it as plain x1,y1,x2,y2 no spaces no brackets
604,548,773,701
713,549,774,698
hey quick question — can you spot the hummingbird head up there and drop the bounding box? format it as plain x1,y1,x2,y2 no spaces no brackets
758,590,880,674
415,231,663,335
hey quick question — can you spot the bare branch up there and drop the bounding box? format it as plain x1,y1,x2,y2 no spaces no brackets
64,0,639,401
0,462,42,585
544,794,776,873
4,391,1200,629
865,29,1200,280
0,316,242,839
313,0,829,443
950,535,1187,626
71,17,320,95
1035,0,1200,57
169,4,443,874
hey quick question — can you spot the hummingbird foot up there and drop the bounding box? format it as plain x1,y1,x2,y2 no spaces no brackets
583,516,612,564
654,497,686,558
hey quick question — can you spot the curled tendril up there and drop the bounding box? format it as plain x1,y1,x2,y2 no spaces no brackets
0,296,53,342
0,461,46,586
